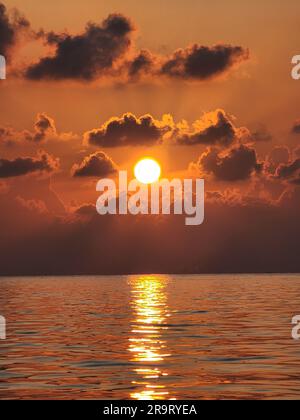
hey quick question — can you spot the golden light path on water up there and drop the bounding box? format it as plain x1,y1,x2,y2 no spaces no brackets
128,275,175,400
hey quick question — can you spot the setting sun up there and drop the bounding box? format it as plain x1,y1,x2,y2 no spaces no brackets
134,158,161,185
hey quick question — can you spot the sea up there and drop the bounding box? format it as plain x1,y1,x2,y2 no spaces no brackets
0,274,300,400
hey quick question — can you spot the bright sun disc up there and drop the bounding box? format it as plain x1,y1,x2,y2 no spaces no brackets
134,158,161,184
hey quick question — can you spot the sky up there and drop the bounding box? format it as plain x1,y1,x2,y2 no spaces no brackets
0,0,300,275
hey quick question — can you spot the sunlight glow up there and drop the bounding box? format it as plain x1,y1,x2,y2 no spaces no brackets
128,275,176,400
134,158,161,185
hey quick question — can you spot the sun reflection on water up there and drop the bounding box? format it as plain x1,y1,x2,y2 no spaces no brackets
128,275,174,400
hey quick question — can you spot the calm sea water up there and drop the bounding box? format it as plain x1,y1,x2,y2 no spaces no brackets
0,275,300,400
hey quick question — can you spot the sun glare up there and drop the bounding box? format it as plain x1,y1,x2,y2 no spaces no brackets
134,158,161,185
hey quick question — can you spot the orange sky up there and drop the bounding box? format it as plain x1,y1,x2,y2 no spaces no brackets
1,0,300,136
1,1,300,275
0,1,299,181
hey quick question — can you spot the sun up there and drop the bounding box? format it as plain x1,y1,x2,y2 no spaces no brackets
134,158,161,185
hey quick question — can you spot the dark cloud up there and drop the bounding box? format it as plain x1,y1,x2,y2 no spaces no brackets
8,176,65,214
197,144,263,181
291,120,300,134
72,151,118,177
85,110,246,148
20,10,249,83
0,151,59,178
1,187,300,275
0,2,30,59
265,146,291,176
1,110,249,149
0,113,77,146
128,49,156,80
0,3,13,56
27,113,57,142
85,113,171,147
275,158,300,185
251,128,272,143
161,44,249,80
74,203,96,218
0,126,16,146
174,110,238,147
25,14,135,80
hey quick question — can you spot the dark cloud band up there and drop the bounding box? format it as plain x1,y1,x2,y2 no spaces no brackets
72,151,118,177
26,14,135,81
0,151,59,178
0,2,30,59
161,44,249,80
22,12,249,83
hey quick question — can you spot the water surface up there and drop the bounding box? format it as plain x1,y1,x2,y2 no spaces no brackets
0,274,300,400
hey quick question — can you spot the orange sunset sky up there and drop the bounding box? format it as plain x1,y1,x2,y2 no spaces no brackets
0,0,300,275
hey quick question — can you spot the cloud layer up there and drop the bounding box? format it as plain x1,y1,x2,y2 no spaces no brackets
1,186,300,275
26,14,135,81
173,110,241,146
161,44,249,80
0,110,299,275
84,110,250,148
0,113,77,145
0,151,59,178
196,144,262,182
72,151,118,177
85,113,171,147
0,2,30,59
275,158,300,185
20,12,249,83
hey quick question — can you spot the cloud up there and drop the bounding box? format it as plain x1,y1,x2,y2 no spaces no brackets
16,196,48,214
292,120,300,134
127,49,156,80
251,128,272,143
265,146,291,176
0,2,30,59
196,144,263,181
72,151,118,177
74,203,95,218
173,110,242,147
85,113,171,147
267,146,300,185
0,126,17,146
25,14,135,81
0,151,59,178
0,113,77,146
8,176,65,214
20,10,249,83
84,110,249,148
27,113,57,142
1,110,248,150
1,187,300,275
275,158,300,185
160,44,249,80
